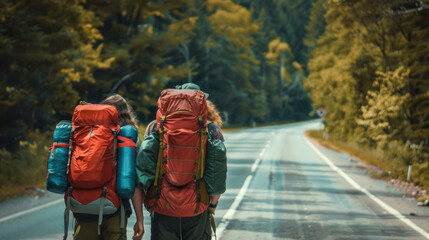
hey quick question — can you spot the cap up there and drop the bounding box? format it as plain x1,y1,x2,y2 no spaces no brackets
175,83,209,99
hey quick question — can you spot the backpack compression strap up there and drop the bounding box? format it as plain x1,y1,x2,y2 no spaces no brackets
50,143,70,159
196,115,207,180
66,129,74,175
154,115,166,187
194,115,208,215
46,142,70,183
112,129,117,166
63,130,74,240
210,213,217,240
153,116,166,208
98,187,108,235
117,136,137,152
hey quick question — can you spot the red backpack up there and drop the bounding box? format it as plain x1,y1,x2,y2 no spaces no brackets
63,104,121,238
145,89,210,217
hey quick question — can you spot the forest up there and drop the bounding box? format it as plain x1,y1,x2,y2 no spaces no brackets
305,0,429,186
0,0,428,194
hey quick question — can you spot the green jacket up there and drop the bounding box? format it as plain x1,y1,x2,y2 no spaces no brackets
135,123,227,195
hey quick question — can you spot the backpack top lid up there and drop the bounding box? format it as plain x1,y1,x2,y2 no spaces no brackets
157,89,207,117
72,104,119,129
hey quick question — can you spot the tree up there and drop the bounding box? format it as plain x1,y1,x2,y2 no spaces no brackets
357,67,411,147
265,38,293,119
82,0,198,122
237,0,315,122
303,0,327,71
0,0,111,150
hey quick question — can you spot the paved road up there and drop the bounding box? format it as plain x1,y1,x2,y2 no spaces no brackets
1,121,428,239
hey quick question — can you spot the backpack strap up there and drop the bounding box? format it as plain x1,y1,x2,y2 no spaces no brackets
194,180,201,214
153,116,167,208
112,129,118,166
63,187,73,240
117,136,137,152
196,115,207,180
194,115,208,215
154,115,166,187
46,147,52,178
51,143,70,159
194,179,210,215
120,200,125,229
66,129,74,175
98,187,108,235
210,214,217,240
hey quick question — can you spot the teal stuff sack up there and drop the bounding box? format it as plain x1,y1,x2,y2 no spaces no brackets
46,120,72,194
116,125,138,199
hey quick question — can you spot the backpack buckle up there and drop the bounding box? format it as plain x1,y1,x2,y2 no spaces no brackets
101,186,107,197
196,192,201,202
160,115,166,128
198,115,204,128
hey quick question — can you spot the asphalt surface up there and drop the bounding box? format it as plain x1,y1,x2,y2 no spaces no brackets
0,121,428,240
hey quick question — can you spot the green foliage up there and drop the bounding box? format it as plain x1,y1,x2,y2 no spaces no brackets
305,0,429,186
1,0,322,190
0,0,110,150
303,0,327,69
0,129,51,188
236,0,314,122
357,67,411,147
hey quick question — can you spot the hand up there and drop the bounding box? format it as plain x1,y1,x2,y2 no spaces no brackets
132,220,144,240
209,202,218,215
147,207,153,214
209,207,216,215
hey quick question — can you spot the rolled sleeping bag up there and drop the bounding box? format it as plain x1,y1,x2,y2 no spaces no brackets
117,125,138,199
46,120,72,194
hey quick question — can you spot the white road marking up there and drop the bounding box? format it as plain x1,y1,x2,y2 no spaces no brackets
250,141,270,173
216,175,252,239
250,158,261,173
0,198,63,223
216,141,271,239
304,136,429,239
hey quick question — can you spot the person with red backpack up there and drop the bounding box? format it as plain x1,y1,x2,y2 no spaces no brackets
132,83,227,240
70,94,139,240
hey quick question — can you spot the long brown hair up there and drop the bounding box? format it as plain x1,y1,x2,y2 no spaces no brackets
207,100,223,127
101,94,138,128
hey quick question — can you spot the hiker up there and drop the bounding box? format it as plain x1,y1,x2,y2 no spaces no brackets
132,83,227,240
72,94,139,240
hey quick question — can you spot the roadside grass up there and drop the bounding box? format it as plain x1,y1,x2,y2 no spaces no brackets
305,129,429,201
0,181,46,202
305,129,391,173
0,129,51,202
223,119,311,132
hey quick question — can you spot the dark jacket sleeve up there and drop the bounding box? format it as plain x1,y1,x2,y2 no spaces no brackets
144,120,157,137
204,123,227,195
135,130,159,192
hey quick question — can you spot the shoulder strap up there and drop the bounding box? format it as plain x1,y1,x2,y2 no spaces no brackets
154,116,166,187
196,115,207,180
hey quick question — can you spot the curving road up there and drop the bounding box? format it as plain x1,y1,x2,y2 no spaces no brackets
1,121,428,239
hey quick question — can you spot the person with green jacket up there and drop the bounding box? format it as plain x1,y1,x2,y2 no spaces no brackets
132,84,227,240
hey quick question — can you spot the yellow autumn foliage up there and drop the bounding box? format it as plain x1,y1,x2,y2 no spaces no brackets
292,61,303,73
60,68,81,83
305,0,429,186
207,0,259,51
358,67,411,146
265,38,292,64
